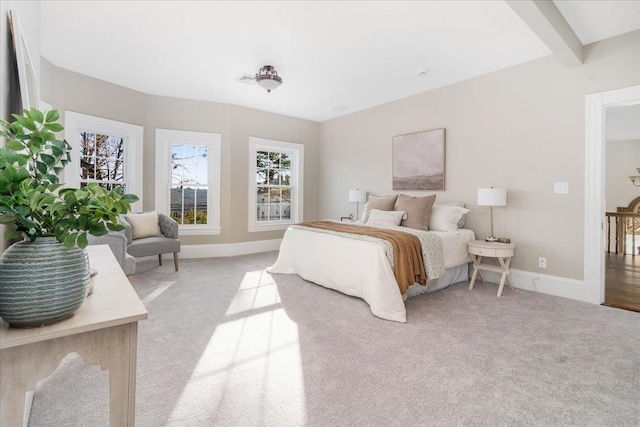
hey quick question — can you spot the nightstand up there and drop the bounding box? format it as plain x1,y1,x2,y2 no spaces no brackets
467,240,516,297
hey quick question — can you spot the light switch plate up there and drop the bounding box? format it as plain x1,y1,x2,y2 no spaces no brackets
554,182,569,194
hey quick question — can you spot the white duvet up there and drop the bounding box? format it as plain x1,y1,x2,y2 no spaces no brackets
268,226,475,323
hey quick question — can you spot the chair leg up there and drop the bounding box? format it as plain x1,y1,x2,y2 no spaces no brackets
158,254,162,266
173,252,179,272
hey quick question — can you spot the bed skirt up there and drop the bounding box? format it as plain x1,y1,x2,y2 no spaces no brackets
404,263,469,299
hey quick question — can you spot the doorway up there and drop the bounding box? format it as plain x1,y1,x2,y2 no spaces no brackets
603,111,640,312
584,85,640,308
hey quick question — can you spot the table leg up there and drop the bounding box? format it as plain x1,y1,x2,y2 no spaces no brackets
469,255,481,290
0,323,137,427
127,322,139,426
500,257,514,291
496,257,513,297
0,376,27,427
497,271,507,297
1,346,69,427
77,324,134,427
477,269,487,284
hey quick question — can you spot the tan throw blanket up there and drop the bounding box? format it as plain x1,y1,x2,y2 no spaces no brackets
297,221,427,295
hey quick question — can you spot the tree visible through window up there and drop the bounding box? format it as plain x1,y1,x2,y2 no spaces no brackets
248,137,302,232
79,132,125,191
170,144,208,225
256,151,291,222
65,112,144,212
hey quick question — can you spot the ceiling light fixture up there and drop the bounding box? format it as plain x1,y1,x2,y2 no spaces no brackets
630,168,640,187
255,65,283,93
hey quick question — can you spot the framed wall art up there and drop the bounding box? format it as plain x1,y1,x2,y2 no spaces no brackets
392,128,445,191
8,10,40,113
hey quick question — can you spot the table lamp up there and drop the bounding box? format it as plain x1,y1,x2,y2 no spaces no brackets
477,187,507,242
349,189,367,220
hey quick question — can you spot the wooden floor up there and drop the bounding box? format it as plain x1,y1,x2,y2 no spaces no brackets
604,252,640,312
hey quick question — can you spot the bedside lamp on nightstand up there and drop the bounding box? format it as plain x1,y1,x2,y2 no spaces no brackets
477,187,507,242
349,189,367,220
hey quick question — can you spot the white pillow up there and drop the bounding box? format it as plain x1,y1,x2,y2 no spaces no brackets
125,211,162,239
366,209,406,228
359,203,368,222
437,202,467,228
429,205,470,231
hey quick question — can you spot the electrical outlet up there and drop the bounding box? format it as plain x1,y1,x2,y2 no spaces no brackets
538,257,547,269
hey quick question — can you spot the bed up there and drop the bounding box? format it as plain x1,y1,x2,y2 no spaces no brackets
268,221,475,323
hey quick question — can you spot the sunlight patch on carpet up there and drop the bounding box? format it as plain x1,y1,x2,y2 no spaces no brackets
141,281,176,305
167,270,307,425
225,270,281,316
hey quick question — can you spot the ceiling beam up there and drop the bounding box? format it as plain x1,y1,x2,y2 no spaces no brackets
506,0,583,67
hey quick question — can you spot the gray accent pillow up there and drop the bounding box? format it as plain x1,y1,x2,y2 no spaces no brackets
363,194,398,222
397,193,436,231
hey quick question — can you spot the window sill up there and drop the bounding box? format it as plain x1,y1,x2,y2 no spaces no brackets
178,227,222,236
248,223,293,233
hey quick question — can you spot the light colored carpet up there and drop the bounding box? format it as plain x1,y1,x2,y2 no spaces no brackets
28,251,640,426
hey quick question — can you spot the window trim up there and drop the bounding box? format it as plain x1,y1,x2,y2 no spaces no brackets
64,111,144,212
155,128,222,235
248,136,304,232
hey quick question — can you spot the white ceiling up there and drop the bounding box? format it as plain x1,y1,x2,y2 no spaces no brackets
554,0,640,44
39,1,640,122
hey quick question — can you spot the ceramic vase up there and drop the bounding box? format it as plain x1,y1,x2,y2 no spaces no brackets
0,237,89,328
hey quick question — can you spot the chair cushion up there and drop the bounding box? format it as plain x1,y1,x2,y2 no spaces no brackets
127,236,180,258
125,211,162,240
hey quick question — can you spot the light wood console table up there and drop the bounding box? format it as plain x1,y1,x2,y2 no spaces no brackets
0,245,148,426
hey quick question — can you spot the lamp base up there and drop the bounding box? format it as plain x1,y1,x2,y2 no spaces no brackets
485,236,499,243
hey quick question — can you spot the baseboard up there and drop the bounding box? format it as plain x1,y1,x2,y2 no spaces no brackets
181,239,282,259
479,268,587,302
180,243,589,302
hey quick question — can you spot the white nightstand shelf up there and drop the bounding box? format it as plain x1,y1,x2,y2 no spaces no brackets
467,240,516,297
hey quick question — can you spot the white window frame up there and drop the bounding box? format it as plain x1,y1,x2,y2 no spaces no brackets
248,136,304,232
64,111,144,212
155,128,221,235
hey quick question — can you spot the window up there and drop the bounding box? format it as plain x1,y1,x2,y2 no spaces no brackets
248,137,303,232
79,132,125,190
65,112,143,212
156,129,221,235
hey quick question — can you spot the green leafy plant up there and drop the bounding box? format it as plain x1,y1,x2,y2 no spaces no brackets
0,109,139,248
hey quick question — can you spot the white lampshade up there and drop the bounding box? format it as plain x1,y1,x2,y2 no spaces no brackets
349,189,367,203
477,188,507,207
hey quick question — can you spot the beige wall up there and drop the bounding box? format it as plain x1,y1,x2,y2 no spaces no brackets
606,139,640,213
40,59,320,245
318,31,640,281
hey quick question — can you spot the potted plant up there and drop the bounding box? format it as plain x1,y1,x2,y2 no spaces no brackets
0,108,138,327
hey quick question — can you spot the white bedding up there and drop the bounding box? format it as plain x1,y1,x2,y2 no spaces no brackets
268,226,475,323
435,229,476,269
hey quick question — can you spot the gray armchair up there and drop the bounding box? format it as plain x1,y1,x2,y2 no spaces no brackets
87,232,136,276
122,213,181,271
